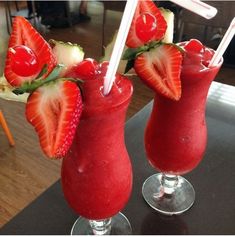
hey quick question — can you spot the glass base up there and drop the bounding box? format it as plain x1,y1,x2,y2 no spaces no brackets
142,173,195,215
71,212,132,235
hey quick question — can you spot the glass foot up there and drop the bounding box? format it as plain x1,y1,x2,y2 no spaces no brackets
142,173,195,215
71,212,132,235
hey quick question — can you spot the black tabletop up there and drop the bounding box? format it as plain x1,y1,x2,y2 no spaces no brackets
1,82,235,235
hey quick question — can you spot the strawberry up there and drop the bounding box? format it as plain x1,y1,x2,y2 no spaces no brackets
126,0,167,48
25,80,82,159
134,44,183,100
4,16,56,87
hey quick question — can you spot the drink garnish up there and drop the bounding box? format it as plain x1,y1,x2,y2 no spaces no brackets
50,39,84,76
8,45,40,78
126,0,167,48
134,44,182,100
12,64,68,95
124,0,183,101
25,80,83,159
4,16,85,159
11,65,83,159
4,16,56,87
135,13,158,43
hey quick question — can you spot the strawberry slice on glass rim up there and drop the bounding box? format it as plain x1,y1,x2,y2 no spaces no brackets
25,79,83,159
126,0,167,48
4,16,56,87
134,44,183,101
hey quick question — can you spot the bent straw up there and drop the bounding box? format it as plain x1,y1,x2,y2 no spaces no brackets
169,0,217,19
209,17,235,67
103,0,138,96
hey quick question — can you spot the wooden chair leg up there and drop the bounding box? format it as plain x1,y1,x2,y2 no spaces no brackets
0,110,15,146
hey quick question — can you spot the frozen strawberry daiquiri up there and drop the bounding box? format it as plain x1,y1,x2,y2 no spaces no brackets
142,40,222,215
61,60,133,235
145,41,221,175
124,0,222,215
4,17,133,234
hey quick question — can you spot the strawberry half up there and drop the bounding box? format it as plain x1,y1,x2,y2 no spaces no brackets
126,0,167,48
134,44,182,100
4,16,56,86
25,80,82,159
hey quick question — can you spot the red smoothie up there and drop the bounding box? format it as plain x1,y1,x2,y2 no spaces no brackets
61,73,133,220
145,42,222,175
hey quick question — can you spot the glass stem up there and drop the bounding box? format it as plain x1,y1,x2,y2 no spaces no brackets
89,218,112,235
161,174,179,195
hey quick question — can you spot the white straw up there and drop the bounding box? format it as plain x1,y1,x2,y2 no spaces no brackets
103,0,138,96
209,17,235,67
169,0,217,19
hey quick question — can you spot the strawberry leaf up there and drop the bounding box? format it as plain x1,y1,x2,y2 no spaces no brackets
123,42,184,72
122,46,148,60
124,59,135,74
13,64,64,95
35,64,48,79
123,41,162,61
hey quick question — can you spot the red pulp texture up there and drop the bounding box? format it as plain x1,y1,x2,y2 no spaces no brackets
61,74,133,219
144,42,222,175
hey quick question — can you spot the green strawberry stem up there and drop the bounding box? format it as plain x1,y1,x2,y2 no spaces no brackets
13,64,80,95
35,64,48,79
122,41,159,61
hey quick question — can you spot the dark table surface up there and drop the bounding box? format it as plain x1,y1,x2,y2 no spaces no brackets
1,81,235,235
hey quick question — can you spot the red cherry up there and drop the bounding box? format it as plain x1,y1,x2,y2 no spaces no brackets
8,45,40,77
135,12,157,43
67,58,99,80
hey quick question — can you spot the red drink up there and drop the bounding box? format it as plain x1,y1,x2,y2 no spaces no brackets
61,75,133,220
145,43,222,175
142,41,223,215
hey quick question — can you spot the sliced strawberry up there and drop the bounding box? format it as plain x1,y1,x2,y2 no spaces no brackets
25,80,82,159
4,16,56,86
134,44,182,100
126,0,167,48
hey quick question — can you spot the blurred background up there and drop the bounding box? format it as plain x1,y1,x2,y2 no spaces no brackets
1,1,235,72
